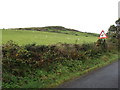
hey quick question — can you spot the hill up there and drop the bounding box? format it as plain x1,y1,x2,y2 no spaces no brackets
2,26,98,45
9,26,98,36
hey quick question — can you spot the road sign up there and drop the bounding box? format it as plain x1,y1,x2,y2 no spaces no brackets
98,30,108,39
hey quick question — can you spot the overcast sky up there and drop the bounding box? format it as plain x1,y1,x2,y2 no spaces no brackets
0,0,119,33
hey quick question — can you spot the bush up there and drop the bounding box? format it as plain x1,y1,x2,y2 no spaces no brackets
2,41,109,68
2,40,21,59
2,40,114,77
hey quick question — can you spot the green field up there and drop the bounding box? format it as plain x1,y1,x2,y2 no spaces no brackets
2,29,98,45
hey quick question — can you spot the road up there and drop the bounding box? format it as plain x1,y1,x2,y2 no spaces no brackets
58,61,119,88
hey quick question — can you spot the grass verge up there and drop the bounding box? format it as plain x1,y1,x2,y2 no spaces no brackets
48,52,118,88
3,52,118,88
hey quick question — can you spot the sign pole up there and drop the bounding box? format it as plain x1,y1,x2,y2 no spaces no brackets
97,30,108,51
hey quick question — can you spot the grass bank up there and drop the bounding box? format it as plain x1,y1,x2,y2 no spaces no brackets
52,52,118,88
3,51,118,88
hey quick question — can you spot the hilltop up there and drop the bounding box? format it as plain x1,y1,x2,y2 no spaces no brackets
9,26,98,36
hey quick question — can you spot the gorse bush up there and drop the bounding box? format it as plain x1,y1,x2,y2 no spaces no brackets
2,38,117,88
2,39,114,70
2,40,21,58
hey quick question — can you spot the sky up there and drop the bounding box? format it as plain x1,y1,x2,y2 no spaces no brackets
0,0,119,34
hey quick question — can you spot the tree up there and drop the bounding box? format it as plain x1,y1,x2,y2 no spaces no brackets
115,18,120,25
115,18,120,39
108,25,117,32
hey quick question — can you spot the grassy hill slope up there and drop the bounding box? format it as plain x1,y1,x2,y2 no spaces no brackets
2,26,98,45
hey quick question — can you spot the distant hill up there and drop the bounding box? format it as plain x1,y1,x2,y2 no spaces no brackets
10,26,79,32
9,26,98,36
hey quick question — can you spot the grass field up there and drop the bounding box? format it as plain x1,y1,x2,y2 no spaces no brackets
2,29,98,45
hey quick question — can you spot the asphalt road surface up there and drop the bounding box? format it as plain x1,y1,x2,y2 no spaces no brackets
58,61,119,88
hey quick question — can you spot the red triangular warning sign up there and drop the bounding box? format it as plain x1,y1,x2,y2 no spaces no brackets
98,30,108,39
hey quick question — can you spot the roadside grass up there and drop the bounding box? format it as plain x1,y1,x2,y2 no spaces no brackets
2,51,118,88
2,29,97,45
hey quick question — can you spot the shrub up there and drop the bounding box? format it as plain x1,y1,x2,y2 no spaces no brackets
2,40,21,59
2,40,114,77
